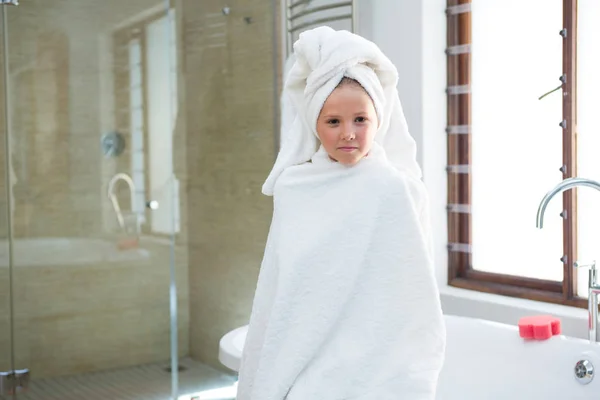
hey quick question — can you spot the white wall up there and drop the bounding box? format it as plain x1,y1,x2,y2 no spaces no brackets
357,0,589,340
357,0,448,289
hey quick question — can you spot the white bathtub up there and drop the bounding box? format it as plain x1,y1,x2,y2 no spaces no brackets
220,314,600,399
437,315,599,399
0,237,150,267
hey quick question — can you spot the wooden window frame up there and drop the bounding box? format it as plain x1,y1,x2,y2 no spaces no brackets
446,0,585,308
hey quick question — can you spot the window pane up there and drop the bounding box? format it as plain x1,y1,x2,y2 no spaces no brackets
147,14,179,235
577,0,600,297
471,0,564,280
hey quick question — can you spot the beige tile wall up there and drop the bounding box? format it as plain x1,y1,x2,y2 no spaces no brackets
10,240,188,378
180,0,277,370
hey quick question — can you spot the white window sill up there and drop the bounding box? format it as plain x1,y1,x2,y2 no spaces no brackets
439,285,589,340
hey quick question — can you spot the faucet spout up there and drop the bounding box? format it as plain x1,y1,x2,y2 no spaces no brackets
536,177,600,229
108,173,138,233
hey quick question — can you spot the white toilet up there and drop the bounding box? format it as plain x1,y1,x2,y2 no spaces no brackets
219,325,248,372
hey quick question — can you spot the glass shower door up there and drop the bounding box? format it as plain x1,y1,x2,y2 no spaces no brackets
1,1,182,399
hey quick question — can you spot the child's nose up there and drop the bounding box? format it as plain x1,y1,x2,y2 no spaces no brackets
341,125,355,140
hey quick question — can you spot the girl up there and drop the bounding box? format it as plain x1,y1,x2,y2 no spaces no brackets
237,26,446,400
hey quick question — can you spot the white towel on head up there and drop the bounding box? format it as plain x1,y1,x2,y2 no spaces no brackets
279,53,297,148
263,26,421,196
237,27,446,400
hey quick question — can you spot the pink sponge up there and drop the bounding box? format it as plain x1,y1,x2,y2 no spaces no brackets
518,315,561,340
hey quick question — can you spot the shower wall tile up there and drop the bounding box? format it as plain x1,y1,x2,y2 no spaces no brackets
26,302,189,378
181,0,279,370
10,241,189,378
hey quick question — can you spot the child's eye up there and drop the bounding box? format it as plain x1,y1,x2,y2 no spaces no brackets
355,117,366,123
327,119,340,125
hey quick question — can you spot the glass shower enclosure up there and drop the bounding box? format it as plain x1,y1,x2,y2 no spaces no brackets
0,1,196,398
0,0,282,397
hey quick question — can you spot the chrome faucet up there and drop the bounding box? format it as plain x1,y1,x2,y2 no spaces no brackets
536,177,600,343
107,173,140,234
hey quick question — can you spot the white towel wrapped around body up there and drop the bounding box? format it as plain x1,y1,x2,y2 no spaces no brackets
237,27,446,400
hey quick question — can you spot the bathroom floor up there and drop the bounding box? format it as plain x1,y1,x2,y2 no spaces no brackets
15,357,237,400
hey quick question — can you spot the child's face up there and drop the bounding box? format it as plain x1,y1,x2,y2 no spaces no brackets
316,84,378,166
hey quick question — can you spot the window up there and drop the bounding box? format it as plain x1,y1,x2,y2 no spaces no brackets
446,0,588,307
113,8,180,236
